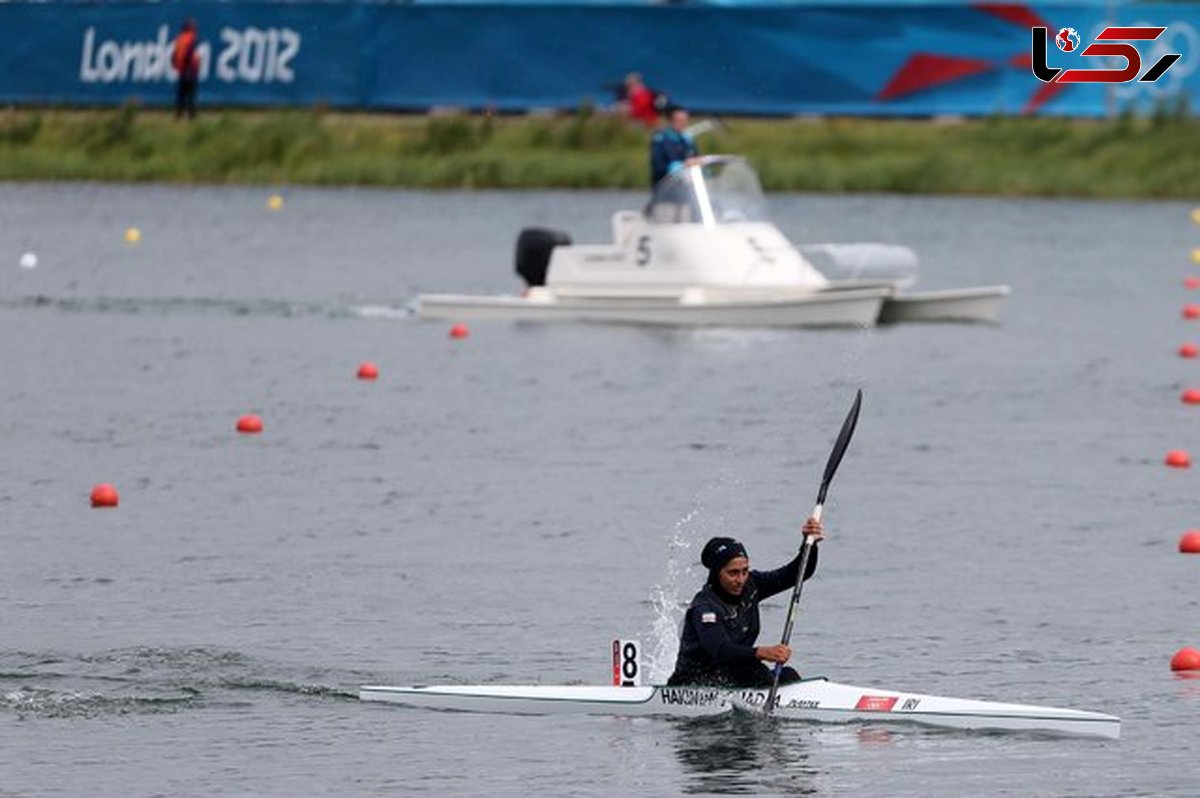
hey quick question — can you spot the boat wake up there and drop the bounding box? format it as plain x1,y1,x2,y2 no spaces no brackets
348,302,416,320
2,685,199,719
0,295,394,321
0,646,362,719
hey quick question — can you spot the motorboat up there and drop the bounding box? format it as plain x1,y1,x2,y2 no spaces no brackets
417,156,1008,328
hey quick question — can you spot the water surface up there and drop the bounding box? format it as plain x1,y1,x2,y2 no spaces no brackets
1,183,1197,795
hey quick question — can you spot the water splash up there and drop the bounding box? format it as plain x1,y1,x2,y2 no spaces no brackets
644,512,695,684
644,479,740,684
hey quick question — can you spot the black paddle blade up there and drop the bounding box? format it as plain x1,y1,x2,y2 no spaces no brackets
815,390,862,507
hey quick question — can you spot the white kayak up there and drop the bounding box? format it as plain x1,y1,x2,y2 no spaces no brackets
358,678,1120,739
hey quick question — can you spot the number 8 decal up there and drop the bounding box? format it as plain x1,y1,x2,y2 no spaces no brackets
611,639,641,686
622,642,639,680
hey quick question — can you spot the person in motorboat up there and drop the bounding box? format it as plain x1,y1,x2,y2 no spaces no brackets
667,517,825,688
649,105,701,186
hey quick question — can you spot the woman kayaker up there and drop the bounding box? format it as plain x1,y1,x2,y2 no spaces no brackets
667,518,825,688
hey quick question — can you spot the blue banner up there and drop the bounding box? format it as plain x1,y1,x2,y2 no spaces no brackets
0,2,1196,116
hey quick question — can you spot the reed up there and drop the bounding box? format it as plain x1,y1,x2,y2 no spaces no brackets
2,104,1197,196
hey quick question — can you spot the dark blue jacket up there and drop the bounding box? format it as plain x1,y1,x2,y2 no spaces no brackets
649,128,698,186
668,547,818,687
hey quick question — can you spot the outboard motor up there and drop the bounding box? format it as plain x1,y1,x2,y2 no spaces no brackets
515,227,572,287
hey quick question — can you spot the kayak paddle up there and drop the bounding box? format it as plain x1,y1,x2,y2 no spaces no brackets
764,389,862,715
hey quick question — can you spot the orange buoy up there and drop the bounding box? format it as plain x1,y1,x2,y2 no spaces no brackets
1180,530,1200,553
1185,305,1200,319
1165,449,1192,468
357,362,379,380
449,323,470,339
90,483,119,508
1188,278,1200,290
1183,389,1200,404
1171,647,1200,671
236,414,263,434
1180,343,1200,359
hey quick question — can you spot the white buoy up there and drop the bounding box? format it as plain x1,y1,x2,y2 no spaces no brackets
19,252,37,269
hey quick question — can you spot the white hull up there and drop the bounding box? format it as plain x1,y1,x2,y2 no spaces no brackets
819,282,1010,324
418,287,889,328
358,678,1119,739
878,286,1011,324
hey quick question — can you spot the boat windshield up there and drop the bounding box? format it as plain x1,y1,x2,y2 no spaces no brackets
645,156,769,226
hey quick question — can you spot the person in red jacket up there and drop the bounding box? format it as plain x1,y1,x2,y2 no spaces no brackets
623,73,660,128
172,19,201,120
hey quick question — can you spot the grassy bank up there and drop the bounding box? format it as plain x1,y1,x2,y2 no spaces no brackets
2,105,1198,197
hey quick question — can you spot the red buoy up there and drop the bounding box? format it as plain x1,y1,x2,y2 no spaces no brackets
1171,647,1200,671
1165,450,1192,468
90,483,119,508
1180,343,1199,359
357,362,379,380
1185,305,1200,319
1182,389,1200,404
449,323,470,339
1187,278,1200,290
236,414,264,434
1180,530,1200,554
